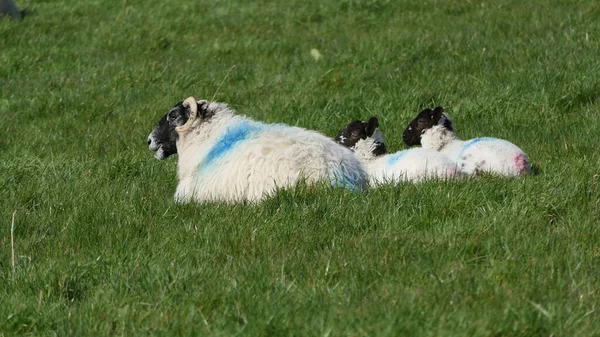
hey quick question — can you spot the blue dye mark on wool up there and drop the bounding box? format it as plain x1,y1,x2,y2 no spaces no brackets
199,120,265,171
456,137,498,161
387,149,417,167
332,169,367,193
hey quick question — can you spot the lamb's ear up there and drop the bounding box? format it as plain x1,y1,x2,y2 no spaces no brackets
365,117,379,137
175,97,198,133
431,106,444,123
439,111,454,131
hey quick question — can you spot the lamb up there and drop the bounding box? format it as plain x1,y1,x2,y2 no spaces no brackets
402,107,530,176
336,117,458,184
147,97,368,203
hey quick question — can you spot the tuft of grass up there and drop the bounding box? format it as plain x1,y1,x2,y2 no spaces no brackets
1,0,600,335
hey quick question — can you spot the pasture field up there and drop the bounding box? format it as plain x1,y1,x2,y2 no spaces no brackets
1,0,600,335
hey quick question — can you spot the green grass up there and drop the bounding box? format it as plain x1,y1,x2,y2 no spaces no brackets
1,0,600,335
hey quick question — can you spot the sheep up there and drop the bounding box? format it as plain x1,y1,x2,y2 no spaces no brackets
147,97,368,203
336,117,459,184
402,107,530,176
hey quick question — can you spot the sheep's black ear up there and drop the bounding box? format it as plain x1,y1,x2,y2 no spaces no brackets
196,100,213,119
431,106,444,123
439,110,454,131
365,117,379,137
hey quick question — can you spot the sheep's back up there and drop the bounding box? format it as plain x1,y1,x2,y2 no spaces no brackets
187,121,367,202
457,137,529,176
368,148,457,184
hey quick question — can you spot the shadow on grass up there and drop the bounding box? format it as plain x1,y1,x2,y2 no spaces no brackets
0,6,29,20
555,86,600,114
529,163,542,176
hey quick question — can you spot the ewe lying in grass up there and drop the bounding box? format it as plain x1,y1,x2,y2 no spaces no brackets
147,97,368,203
336,117,458,184
402,107,530,176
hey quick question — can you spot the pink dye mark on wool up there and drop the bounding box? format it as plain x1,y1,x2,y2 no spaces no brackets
514,153,530,175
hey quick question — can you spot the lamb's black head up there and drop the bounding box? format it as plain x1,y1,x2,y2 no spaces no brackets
402,106,453,146
335,117,386,156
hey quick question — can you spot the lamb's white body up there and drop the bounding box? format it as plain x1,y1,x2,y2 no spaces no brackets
353,131,458,184
175,102,367,203
421,125,530,176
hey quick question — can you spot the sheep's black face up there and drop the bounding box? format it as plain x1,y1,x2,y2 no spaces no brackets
336,117,386,156
402,106,453,146
336,120,368,149
147,101,190,160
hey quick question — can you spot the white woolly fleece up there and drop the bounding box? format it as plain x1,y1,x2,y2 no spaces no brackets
174,102,368,203
353,131,458,184
421,124,530,176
